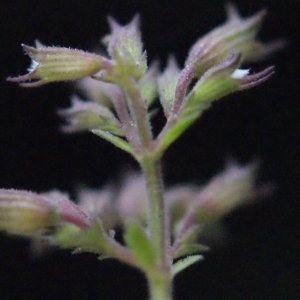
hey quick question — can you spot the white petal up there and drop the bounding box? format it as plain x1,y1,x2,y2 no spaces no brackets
231,68,250,79
27,60,39,72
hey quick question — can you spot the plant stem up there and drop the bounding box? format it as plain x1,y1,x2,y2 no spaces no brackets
141,156,173,299
141,158,167,264
121,78,152,151
147,271,173,300
122,77,172,299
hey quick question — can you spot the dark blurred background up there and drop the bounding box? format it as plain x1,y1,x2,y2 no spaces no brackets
0,0,299,299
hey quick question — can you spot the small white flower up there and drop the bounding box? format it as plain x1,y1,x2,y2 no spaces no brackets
231,68,250,79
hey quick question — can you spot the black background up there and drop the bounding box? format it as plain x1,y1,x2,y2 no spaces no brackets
0,0,299,299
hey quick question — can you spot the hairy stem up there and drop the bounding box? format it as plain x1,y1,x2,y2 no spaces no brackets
141,155,173,300
121,78,153,151
141,157,169,265
120,77,172,298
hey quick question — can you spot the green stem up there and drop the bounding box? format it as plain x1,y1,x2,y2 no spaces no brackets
141,157,168,265
148,272,173,300
140,156,173,300
121,77,172,299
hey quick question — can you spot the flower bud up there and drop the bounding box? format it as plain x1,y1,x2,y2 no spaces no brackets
105,15,147,79
58,95,124,135
0,189,56,235
182,51,274,118
165,185,198,224
77,187,116,230
194,162,258,222
157,56,181,117
77,77,117,107
116,172,147,224
186,4,284,77
139,60,159,107
7,41,107,87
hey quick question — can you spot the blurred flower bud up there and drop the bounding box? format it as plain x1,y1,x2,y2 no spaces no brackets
7,41,107,87
165,185,198,224
77,186,116,230
157,56,181,117
0,189,56,235
116,172,147,224
186,4,284,77
105,15,147,79
194,162,258,222
139,60,159,107
58,95,124,135
77,77,118,107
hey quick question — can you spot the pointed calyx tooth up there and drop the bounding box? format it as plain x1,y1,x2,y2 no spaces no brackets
7,44,107,87
107,14,142,61
239,65,275,89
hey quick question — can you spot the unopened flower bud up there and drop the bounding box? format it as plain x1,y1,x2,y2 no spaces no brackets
139,60,159,107
58,96,124,136
7,41,107,87
77,187,116,230
158,56,181,117
186,4,284,77
105,15,147,79
77,77,117,107
0,189,56,235
116,172,147,224
165,185,198,223
183,51,274,118
194,162,258,222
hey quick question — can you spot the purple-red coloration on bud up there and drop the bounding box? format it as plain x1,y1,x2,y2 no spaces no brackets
7,41,108,87
186,4,284,77
42,191,91,229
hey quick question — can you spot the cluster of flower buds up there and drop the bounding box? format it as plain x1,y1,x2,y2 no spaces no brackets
8,5,283,157
0,161,270,248
4,5,282,273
